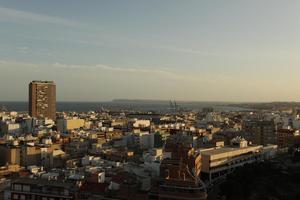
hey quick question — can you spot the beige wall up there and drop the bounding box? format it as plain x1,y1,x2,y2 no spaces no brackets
0,146,20,166
201,146,262,173
57,119,85,132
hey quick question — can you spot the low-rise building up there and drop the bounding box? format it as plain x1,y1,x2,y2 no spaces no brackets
200,137,277,183
0,121,22,136
0,143,20,166
277,129,300,148
57,118,85,133
10,178,78,200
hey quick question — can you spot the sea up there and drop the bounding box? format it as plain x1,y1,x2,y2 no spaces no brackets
0,100,247,113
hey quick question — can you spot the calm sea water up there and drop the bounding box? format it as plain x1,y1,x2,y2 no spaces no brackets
0,101,246,112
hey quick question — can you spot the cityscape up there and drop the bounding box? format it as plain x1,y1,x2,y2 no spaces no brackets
1,1,300,200
0,82,300,200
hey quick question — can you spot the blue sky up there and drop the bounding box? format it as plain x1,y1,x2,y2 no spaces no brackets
0,0,300,102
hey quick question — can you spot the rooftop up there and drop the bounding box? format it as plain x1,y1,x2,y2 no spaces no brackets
30,80,55,84
12,178,75,189
200,145,262,157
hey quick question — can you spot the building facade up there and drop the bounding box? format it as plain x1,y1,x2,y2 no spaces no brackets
277,129,300,148
10,178,78,200
242,120,276,145
57,118,85,133
200,138,277,184
29,81,56,120
148,138,207,200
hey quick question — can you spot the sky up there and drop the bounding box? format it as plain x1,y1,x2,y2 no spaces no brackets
1,0,300,102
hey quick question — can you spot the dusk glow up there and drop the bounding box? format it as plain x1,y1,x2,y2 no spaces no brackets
1,1,300,102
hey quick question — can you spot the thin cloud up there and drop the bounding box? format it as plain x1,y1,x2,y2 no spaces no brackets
0,60,39,68
15,46,30,53
11,28,218,57
0,59,219,84
15,33,216,57
52,62,219,83
52,62,178,78
154,45,218,56
0,6,79,27
0,7,217,57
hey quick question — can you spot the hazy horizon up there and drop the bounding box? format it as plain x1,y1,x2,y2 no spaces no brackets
0,99,299,104
1,1,300,102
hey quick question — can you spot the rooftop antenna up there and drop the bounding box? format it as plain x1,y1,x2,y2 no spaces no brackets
169,100,174,111
174,100,178,112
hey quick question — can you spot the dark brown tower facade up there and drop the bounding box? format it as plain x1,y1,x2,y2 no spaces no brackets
29,81,56,120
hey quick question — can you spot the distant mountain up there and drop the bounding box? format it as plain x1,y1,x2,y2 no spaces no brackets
112,99,234,104
112,99,170,104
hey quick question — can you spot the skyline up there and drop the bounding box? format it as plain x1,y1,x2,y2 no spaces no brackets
1,1,300,102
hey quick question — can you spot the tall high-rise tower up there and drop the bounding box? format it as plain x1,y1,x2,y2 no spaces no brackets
29,81,56,120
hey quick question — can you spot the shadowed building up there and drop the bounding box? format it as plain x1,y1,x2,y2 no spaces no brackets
0,144,20,166
29,81,56,120
200,137,277,184
277,129,300,148
149,137,207,200
10,178,78,200
242,120,276,145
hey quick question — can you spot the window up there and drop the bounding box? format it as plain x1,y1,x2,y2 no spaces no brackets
13,194,19,200
64,189,69,196
14,184,22,191
23,185,30,192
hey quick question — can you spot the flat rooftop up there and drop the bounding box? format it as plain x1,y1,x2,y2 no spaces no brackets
200,145,262,157
30,80,55,84
12,178,75,189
